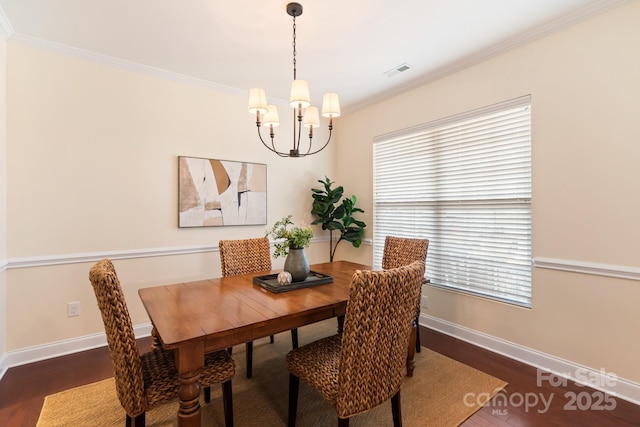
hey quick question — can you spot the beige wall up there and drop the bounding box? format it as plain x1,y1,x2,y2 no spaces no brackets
336,2,640,383
4,42,335,350
0,34,7,359
2,0,639,394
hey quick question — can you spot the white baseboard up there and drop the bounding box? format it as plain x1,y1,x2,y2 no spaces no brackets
3,314,639,408
420,313,640,406
0,352,8,380
1,323,152,373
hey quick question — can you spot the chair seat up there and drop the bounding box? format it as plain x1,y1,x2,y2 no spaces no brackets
142,348,235,409
286,334,341,406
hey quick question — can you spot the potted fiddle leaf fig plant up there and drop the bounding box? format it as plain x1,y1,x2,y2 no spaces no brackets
311,176,366,262
266,215,313,282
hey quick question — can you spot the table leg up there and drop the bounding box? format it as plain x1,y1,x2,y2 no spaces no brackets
406,323,417,377
175,341,205,427
151,325,162,349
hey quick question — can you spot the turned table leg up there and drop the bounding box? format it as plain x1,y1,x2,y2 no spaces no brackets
175,341,205,427
151,326,162,349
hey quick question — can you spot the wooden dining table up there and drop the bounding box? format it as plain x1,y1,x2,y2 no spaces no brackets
138,260,418,427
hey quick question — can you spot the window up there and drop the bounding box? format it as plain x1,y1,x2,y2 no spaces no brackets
373,95,531,307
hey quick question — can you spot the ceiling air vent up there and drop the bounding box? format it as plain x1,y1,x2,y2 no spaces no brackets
384,63,412,78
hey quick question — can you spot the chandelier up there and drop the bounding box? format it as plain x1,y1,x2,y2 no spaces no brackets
248,2,340,158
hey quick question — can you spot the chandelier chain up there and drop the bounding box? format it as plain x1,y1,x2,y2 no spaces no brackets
292,15,297,80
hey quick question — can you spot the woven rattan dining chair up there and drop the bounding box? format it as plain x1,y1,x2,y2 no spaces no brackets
286,261,425,427
219,237,298,379
382,235,429,353
89,259,235,427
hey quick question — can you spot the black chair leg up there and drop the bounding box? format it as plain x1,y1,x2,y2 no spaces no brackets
246,341,253,378
270,334,275,344
204,386,211,403
288,374,300,427
222,380,234,427
337,315,345,334
338,417,350,427
391,390,402,427
126,413,145,427
291,328,299,349
415,317,421,353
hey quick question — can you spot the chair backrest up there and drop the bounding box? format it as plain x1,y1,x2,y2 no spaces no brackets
381,236,429,270
336,260,426,418
219,237,272,276
89,259,146,416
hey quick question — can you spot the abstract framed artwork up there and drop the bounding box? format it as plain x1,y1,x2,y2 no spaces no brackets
178,156,267,227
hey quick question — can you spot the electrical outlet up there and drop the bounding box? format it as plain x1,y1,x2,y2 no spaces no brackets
68,301,80,317
420,295,429,309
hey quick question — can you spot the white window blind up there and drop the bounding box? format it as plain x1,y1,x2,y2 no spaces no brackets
373,95,532,307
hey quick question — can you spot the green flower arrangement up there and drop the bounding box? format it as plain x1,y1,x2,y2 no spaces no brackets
265,215,313,259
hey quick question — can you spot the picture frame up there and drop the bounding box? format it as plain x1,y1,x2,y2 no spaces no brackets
178,156,267,227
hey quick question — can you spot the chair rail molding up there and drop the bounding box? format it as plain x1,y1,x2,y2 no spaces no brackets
5,236,366,269
7,245,220,269
533,257,640,281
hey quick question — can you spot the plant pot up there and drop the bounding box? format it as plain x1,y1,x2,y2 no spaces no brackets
284,247,310,282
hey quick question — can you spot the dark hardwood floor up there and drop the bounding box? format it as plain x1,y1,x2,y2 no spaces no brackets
1,327,638,426
424,328,640,427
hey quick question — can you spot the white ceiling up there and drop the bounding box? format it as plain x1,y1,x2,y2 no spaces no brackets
0,0,629,112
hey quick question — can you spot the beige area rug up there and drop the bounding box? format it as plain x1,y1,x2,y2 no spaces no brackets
37,319,507,427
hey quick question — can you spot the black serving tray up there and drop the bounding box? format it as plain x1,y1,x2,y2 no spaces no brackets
253,271,333,293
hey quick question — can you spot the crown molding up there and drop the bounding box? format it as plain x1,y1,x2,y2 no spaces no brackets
0,6,13,40
2,1,632,112
346,0,633,113
8,31,247,95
